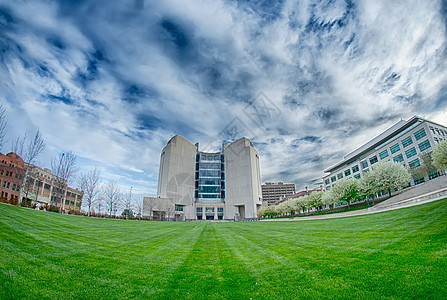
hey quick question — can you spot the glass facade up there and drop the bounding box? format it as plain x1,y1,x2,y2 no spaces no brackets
402,136,413,148
393,154,404,163
405,147,417,159
390,143,400,154
195,153,225,203
414,128,426,140
379,150,389,160
418,140,431,152
352,165,359,173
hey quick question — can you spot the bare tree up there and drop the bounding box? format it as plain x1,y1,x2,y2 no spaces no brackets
50,151,79,212
14,130,46,204
134,197,143,219
122,187,133,219
0,104,7,150
78,167,101,216
102,180,122,217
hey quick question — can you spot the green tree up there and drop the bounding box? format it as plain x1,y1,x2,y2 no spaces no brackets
432,140,447,171
331,178,359,210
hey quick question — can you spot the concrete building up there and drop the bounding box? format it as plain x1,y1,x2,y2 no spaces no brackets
22,163,83,211
144,135,263,221
323,116,447,190
261,182,296,206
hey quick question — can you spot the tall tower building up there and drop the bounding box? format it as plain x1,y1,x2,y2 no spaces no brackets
147,135,262,220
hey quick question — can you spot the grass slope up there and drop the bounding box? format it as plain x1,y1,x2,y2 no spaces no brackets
1,199,446,299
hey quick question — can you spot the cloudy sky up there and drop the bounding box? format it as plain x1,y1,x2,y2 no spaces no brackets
1,0,447,197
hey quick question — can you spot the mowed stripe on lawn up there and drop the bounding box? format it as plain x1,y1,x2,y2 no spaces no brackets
0,199,446,299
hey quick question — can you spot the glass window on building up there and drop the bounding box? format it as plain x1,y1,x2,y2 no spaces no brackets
325,179,330,185
217,207,223,212
413,176,425,185
175,205,184,212
418,140,431,152
196,207,203,212
206,207,214,213
331,176,336,183
408,158,420,169
379,150,389,160
344,169,351,177
369,156,378,165
414,128,426,140
337,173,343,180
390,143,400,154
402,136,413,148
361,159,368,169
354,174,361,180
393,154,404,163
405,147,417,159
352,165,359,173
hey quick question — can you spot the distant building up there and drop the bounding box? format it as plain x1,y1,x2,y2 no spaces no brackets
0,152,25,203
261,182,296,206
0,151,83,211
273,188,322,205
143,135,263,221
323,116,447,190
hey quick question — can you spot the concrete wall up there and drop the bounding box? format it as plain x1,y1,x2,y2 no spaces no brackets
157,135,196,219
382,175,447,205
225,137,262,219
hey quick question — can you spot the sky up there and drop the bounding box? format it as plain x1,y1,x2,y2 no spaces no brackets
1,0,447,198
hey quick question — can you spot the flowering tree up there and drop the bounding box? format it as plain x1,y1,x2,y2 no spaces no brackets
331,178,359,209
368,161,410,198
308,191,323,211
432,140,447,171
322,190,337,210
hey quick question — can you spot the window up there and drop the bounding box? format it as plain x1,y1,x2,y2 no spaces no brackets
205,207,214,213
428,170,439,180
352,165,359,173
413,176,425,185
344,169,351,177
418,140,431,152
405,147,417,159
325,179,330,185
337,173,343,180
217,207,223,213
361,159,368,169
393,154,404,163
408,158,420,168
379,150,389,160
175,205,184,212
331,176,336,183
434,137,439,144
196,207,203,213
390,143,400,154
369,156,378,165
354,174,361,180
414,128,426,140
402,136,413,148
429,126,435,134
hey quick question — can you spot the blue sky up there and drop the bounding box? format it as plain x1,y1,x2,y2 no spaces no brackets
1,0,447,197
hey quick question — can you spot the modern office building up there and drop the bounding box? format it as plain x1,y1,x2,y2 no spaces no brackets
144,135,263,221
261,182,296,206
322,116,447,190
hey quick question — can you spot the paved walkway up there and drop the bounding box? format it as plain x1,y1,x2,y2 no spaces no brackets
261,187,447,222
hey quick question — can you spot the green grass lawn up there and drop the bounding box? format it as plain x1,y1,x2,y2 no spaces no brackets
1,199,446,299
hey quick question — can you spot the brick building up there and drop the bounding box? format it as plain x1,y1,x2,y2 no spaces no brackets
0,152,25,203
0,151,83,211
